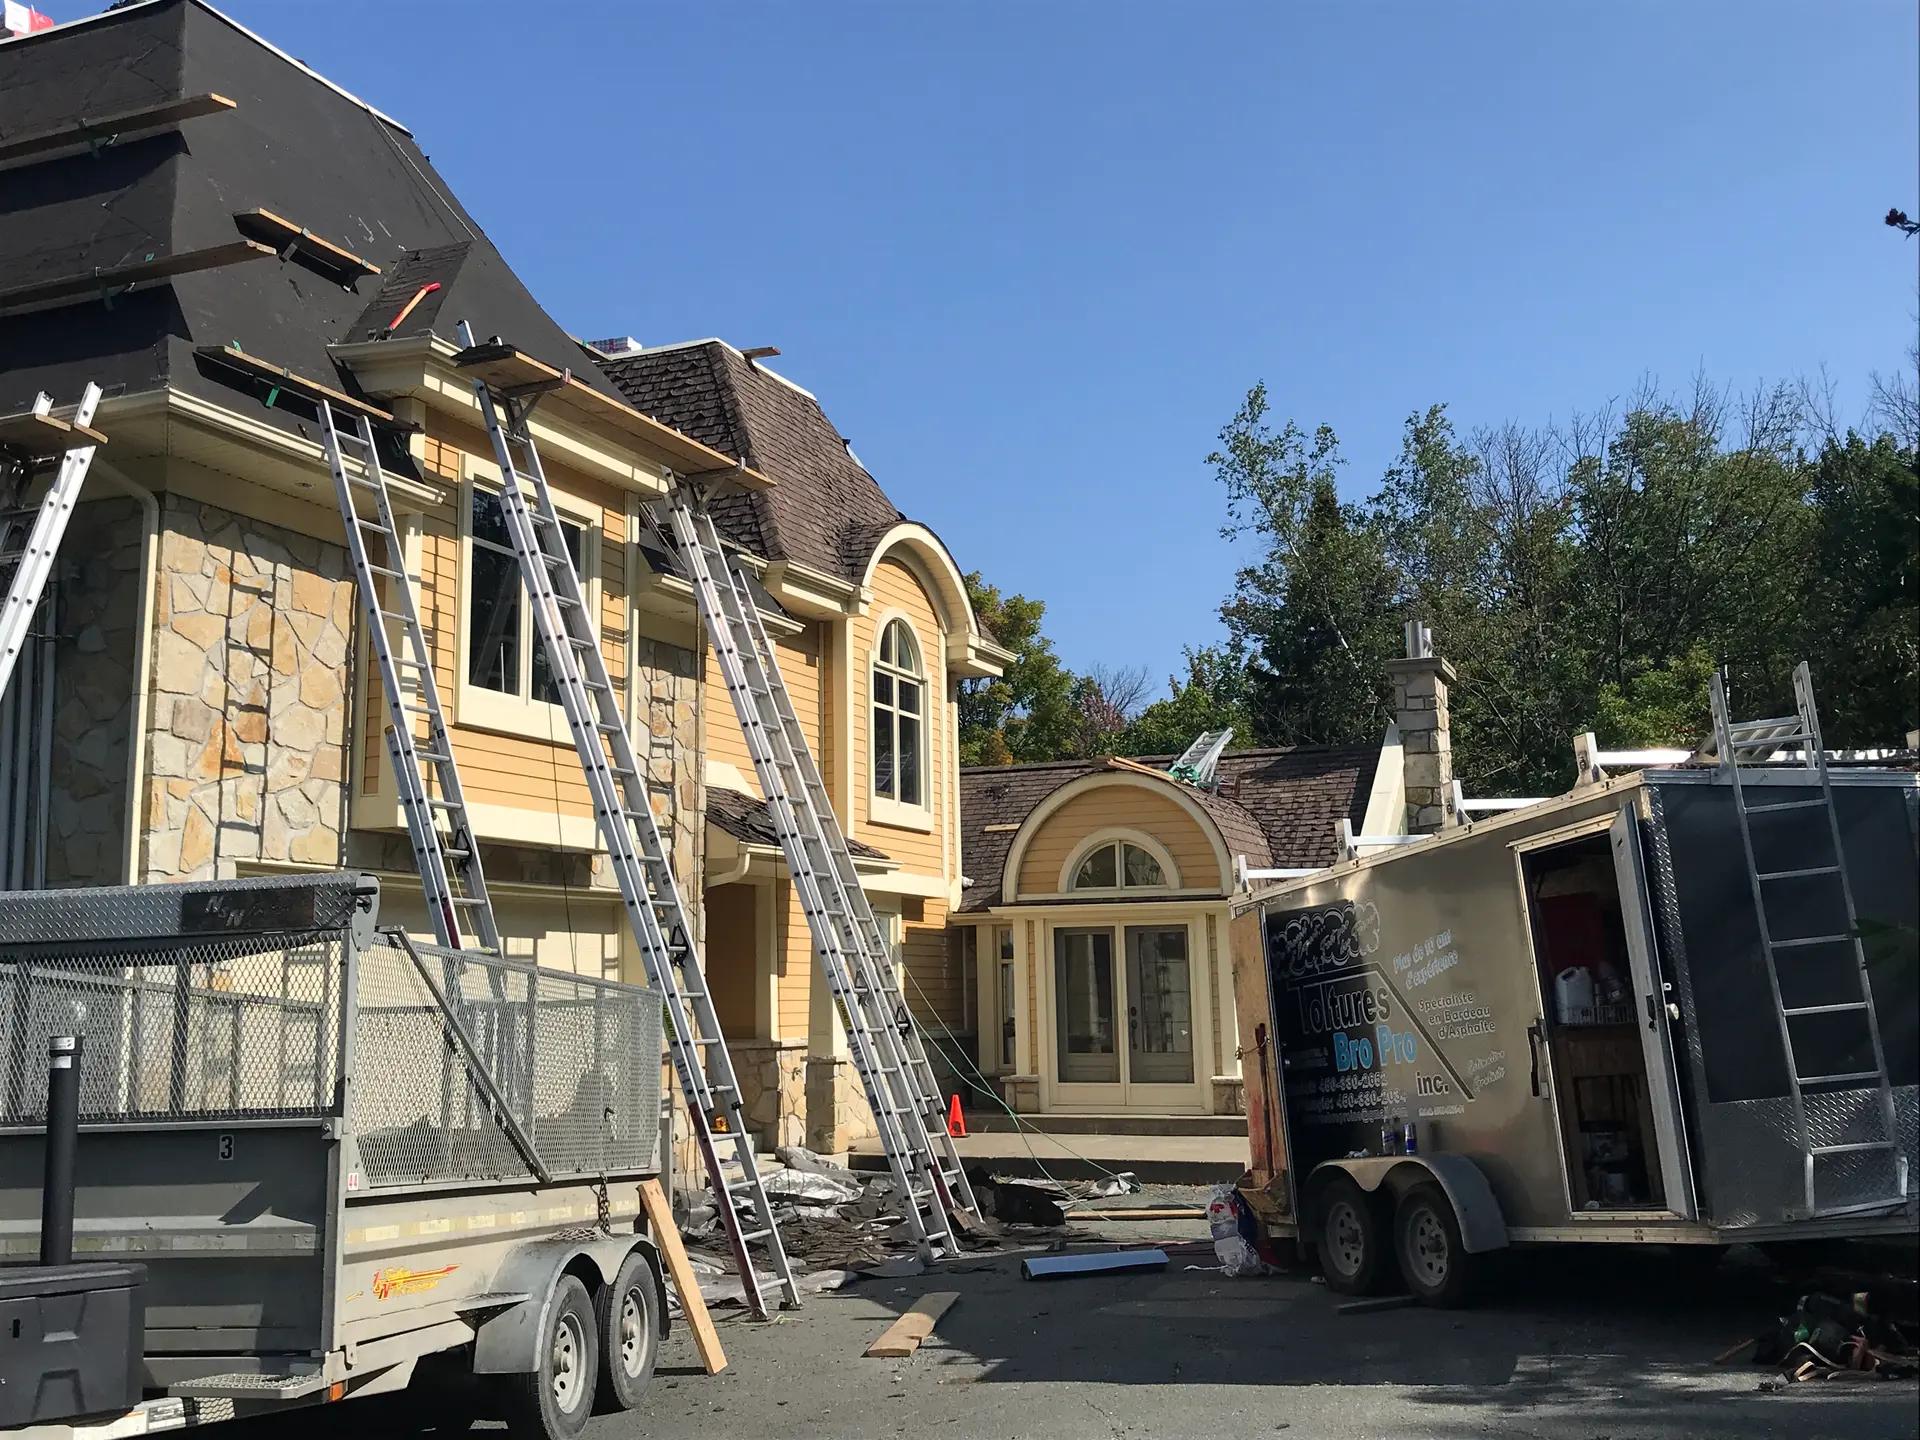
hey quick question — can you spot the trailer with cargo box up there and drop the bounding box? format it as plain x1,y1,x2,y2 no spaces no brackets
1229,752,1918,1305
1,872,670,1439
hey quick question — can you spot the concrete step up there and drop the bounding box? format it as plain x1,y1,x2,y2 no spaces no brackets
961,1110,1248,1138
850,1129,1248,1187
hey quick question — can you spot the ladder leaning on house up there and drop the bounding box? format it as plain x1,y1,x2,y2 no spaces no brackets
1709,661,1909,1218
0,383,104,703
318,402,501,956
454,326,799,1317
664,495,979,1258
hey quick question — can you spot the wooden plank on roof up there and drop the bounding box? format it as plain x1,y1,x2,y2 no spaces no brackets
1103,756,1174,781
194,344,398,425
0,409,107,459
450,338,773,488
233,209,382,278
0,93,236,171
0,240,275,316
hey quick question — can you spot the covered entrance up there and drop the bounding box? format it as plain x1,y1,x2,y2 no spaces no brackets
1045,914,1208,1111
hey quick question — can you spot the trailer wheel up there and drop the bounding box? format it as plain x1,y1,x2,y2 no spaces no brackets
1393,1183,1475,1307
501,1274,598,1440
594,1251,661,1412
1316,1175,1391,1295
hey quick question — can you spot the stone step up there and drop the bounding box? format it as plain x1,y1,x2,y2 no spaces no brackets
962,1111,1248,1138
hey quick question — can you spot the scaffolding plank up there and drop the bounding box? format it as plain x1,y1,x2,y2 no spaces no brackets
450,338,772,487
234,208,382,277
0,410,107,459
0,239,275,316
195,344,397,425
0,92,236,170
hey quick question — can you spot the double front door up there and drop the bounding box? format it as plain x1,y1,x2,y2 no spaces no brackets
1051,923,1199,1108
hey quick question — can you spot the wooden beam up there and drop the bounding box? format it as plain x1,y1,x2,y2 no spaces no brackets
0,240,275,316
0,93,236,171
636,1178,728,1376
0,409,107,459
1103,755,1173,781
194,345,398,425
864,1292,959,1359
451,338,773,488
234,208,382,278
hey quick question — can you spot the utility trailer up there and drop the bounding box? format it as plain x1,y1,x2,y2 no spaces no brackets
1,872,669,1439
1230,753,1918,1305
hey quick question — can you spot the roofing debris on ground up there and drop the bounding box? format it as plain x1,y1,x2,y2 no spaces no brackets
667,1148,1148,1313
1737,1290,1920,1387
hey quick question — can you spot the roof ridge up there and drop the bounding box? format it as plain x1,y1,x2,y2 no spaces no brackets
962,741,1376,779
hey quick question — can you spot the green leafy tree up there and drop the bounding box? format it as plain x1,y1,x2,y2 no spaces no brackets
1117,645,1254,756
957,572,1078,764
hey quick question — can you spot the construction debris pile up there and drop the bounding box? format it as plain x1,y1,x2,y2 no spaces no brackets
671,1147,1141,1308
1745,1288,1919,1387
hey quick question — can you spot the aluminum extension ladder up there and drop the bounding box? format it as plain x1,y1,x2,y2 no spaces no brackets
455,328,799,1316
665,496,978,1257
1169,728,1234,789
318,402,500,955
1,384,102,702
1710,662,1908,1218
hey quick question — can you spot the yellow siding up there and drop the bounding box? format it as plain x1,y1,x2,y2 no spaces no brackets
705,626,823,798
1016,783,1222,896
850,557,946,876
359,413,633,825
707,883,759,1039
900,894,962,1032
775,879,815,1040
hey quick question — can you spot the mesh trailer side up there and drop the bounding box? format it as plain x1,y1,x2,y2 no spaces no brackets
346,940,662,1189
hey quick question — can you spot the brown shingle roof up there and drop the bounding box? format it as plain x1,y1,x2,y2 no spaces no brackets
597,341,904,581
956,744,1381,912
708,787,889,861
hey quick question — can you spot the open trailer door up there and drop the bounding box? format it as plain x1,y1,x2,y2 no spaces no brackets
1609,802,1698,1220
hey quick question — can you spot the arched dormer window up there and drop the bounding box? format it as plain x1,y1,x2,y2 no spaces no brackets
1063,832,1178,893
872,618,926,810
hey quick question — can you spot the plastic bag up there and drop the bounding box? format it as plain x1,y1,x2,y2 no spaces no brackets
1207,1184,1274,1277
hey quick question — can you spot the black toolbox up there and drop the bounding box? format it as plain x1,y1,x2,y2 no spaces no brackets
0,1262,146,1427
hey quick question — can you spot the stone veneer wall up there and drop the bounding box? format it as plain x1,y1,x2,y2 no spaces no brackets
806,1056,879,1155
44,496,143,886
142,496,354,880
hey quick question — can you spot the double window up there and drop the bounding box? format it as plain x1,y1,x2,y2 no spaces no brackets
1070,839,1167,891
871,618,926,810
467,485,587,706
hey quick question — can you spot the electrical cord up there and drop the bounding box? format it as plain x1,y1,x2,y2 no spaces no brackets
897,960,1137,1195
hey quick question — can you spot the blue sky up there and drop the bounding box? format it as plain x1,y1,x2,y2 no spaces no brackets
46,1,1920,694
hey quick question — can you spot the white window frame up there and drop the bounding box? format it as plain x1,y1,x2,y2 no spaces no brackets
455,453,602,738
869,613,932,829
1058,828,1182,896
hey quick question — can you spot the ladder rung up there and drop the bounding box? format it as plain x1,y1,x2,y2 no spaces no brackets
1811,1142,1895,1156
738,1228,772,1242
1747,798,1827,814
447,896,488,907
1757,866,1840,881
1796,1070,1881,1086
1784,1002,1868,1017
1771,934,1851,949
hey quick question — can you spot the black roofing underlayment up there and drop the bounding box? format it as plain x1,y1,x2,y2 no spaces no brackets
0,0,617,425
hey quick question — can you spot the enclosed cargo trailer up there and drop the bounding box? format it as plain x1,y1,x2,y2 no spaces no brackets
1230,765,1917,1304
1,873,670,1439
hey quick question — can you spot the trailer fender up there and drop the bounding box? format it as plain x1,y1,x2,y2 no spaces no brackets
1306,1156,1509,1254
469,1234,661,1374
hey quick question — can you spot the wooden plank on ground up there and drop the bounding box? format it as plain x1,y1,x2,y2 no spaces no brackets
1071,1207,1205,1222
864,1291,960,1359
636,1177,728,1376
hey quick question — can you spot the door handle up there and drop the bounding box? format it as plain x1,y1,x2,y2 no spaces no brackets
1527,1021,1545,1097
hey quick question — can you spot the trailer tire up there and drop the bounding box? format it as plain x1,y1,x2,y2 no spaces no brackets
500,1274,598,1440
1393,1183,1475,1307
594,1251,661,1412
1316,1175,1392,1295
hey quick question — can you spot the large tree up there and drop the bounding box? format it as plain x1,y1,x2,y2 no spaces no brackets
956,572,1078,764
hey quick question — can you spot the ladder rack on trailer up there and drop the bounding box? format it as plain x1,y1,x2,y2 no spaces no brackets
665,496,977,1256
318,402,501,955
1710,662,1909,1218
0,383,104,702
455,326,799,1317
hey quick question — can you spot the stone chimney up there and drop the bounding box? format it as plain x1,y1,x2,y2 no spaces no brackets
1386,621,1459,835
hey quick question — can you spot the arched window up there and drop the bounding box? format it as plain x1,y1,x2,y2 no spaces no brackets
872,618,926,809
1070,839,1169,891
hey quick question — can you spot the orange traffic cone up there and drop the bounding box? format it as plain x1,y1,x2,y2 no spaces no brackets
946,1093,967,1138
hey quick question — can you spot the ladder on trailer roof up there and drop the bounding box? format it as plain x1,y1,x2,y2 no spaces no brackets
1,384,102,703
1711,662,1908,1218
665,496,978,1259
455,325,799,1317
318,402,500,956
